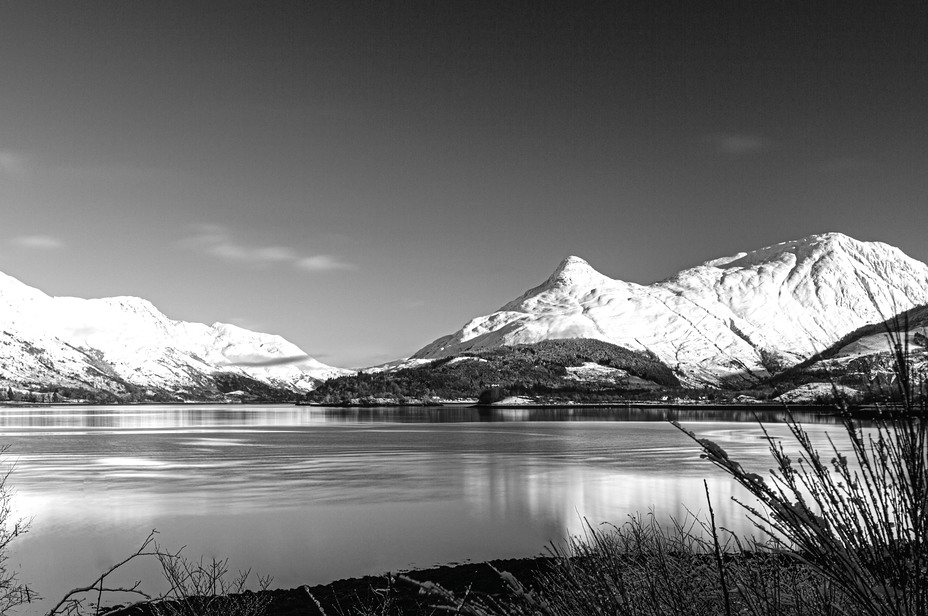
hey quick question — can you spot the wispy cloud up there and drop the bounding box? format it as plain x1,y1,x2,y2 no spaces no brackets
705,133,768,156
181,224,357,273
0,149,26,175
10,235,64,250
296,255,356,272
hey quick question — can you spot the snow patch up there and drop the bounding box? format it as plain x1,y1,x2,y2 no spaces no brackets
490,396,535,406
774,383,862,403
564,362,629,381
445,356,489,366
363,358,434,373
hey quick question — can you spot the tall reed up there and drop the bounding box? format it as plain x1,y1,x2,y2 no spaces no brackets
674,320,927,616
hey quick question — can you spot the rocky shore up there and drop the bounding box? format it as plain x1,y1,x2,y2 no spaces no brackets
107,557,552,616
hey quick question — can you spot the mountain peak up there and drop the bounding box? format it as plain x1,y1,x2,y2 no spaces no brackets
799,231,849,242
783,231,854,253
495,255,607,313
703,232,871,270
548,255,600,284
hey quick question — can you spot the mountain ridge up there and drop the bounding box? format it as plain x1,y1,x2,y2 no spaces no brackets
4,232,927,400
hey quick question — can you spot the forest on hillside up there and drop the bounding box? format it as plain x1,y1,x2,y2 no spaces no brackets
305,339,683,404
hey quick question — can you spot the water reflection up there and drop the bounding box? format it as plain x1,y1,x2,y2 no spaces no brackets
1,404,851,614
0,403,841,431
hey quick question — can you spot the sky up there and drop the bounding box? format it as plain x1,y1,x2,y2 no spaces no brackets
1,2,926,368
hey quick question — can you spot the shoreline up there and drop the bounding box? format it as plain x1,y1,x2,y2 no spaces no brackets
105,548,809,616
302,400,834,410
473,401,830,410
108,557,555,616
1,400,831,410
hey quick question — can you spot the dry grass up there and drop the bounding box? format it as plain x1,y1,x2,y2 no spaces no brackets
355,514,843,616
675,321,927,616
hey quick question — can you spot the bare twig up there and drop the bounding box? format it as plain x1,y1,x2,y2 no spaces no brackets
45,530,164,616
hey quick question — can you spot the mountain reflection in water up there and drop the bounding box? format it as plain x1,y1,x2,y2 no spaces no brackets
1,404,844,613
0,404,840,430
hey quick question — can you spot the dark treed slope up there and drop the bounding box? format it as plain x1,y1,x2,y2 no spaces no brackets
305,339,680,404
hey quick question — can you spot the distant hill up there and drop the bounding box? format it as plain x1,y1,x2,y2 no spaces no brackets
0,269,351,402
307,338,680,405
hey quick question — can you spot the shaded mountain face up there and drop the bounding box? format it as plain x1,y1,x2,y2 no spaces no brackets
413,233,928,386
0,270,350,400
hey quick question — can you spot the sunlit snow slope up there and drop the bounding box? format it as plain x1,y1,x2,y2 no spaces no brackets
414,233,928,385
0,271,350,397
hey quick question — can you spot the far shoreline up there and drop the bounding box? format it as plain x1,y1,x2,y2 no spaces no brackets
0,400,837,412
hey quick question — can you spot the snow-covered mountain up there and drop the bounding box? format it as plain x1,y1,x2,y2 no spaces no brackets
0,270,350,399
413,233,928,386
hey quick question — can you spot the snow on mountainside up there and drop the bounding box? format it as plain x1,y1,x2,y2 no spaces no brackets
413,233,928,386
777,304,928,396
0,270,350,399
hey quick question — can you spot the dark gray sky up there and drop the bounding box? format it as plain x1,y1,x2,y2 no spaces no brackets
1,2,926,367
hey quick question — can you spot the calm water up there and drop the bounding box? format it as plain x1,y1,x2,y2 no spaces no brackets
0,404,847,612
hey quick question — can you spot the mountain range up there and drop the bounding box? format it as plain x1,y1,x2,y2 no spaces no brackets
0,269,349,401
413,233,928,387
2,232,926,402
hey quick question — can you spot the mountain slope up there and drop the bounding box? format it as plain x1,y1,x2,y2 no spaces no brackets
413,233,928,386
793,304,928,366
774,304,928,394
0,270,350,399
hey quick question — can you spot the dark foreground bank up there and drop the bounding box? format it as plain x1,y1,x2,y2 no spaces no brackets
107,557,553,616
